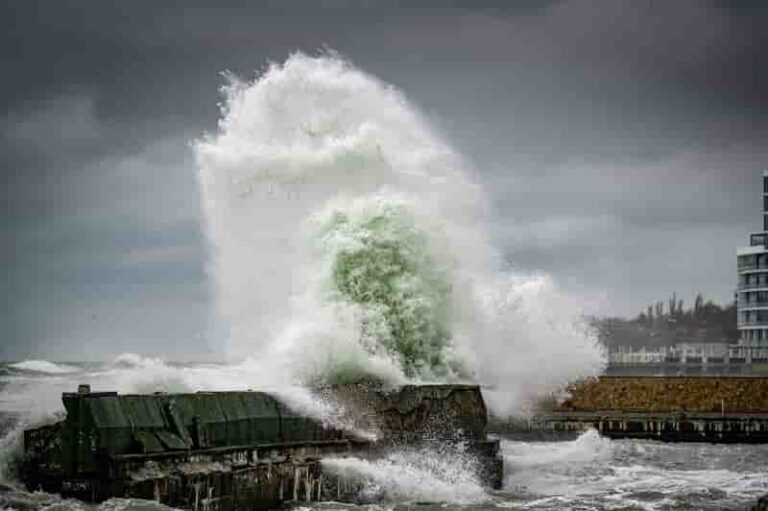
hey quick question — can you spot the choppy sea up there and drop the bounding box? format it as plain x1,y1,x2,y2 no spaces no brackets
1,359,767,511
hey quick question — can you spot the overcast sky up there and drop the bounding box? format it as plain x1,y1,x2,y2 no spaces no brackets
2,0,766,361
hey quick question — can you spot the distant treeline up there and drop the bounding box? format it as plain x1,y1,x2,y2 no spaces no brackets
592,293,737,348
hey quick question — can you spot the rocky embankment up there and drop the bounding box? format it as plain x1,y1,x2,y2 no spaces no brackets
554,376,768,413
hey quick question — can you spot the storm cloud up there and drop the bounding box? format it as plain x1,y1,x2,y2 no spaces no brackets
1,0,766,360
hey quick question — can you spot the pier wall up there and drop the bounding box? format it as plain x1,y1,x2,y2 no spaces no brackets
531,376,768,443
554,376,768,414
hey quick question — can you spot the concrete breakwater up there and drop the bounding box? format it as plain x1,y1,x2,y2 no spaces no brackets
21,384,502,510
510,376,768,443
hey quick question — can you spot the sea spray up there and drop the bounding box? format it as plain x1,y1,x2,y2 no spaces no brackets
7,360,80,375
322,445,488,504
311,194,464,380
473,273,607,414
195,51,605,413
194,52,487,368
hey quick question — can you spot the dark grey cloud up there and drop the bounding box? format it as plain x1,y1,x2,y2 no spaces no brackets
1,0,765,359
0,93,208,360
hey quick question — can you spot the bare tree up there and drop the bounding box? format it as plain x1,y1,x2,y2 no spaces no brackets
694,293,704,317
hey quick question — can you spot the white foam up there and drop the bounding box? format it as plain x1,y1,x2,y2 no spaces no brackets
322,447,487,504
8,360,80,374
507,429,611,466
194,52,605,412
502,431,768,509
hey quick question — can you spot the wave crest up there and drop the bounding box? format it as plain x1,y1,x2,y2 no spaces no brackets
195,51,605,412
8,360,80,375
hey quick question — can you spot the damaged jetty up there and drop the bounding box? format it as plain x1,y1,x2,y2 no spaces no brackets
22,384,502,509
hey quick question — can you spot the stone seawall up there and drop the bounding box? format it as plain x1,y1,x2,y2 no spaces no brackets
531,376,768,443
553,376,768,414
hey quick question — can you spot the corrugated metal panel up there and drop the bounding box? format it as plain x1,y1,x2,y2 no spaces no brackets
98,429,134,454
165,399,193,448
86,396,169,455
155,431,188,450
193,394,227,422
231,395,252,445
134,431,164,453
120,396,167,429
87,397,131,428
80,392,330,454
219,393,249,420
277,402,324,442
166,394,198,426
248,393,282,444
241,392,281,416
193,394,228,446
229,393,281,445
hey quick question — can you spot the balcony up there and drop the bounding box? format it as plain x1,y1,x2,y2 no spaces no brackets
737,296,768,306
737,262,768,272
738,318,768,327
751,233,768,247
738,282,768,290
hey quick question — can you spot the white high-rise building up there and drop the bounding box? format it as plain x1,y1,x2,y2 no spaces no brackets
737,170,768,346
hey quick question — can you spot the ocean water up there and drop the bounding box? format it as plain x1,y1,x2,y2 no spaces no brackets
1,360,767,511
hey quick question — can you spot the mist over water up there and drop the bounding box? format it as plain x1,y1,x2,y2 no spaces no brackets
194,52,605,413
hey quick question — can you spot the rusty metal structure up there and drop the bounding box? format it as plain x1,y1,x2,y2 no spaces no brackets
22,384,502,509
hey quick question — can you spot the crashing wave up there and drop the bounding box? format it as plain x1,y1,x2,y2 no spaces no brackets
195,52,605,413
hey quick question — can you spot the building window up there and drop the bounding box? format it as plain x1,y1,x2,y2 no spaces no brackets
739,255,750,269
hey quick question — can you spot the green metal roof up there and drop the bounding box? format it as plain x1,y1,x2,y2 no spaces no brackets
69,391,318,455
